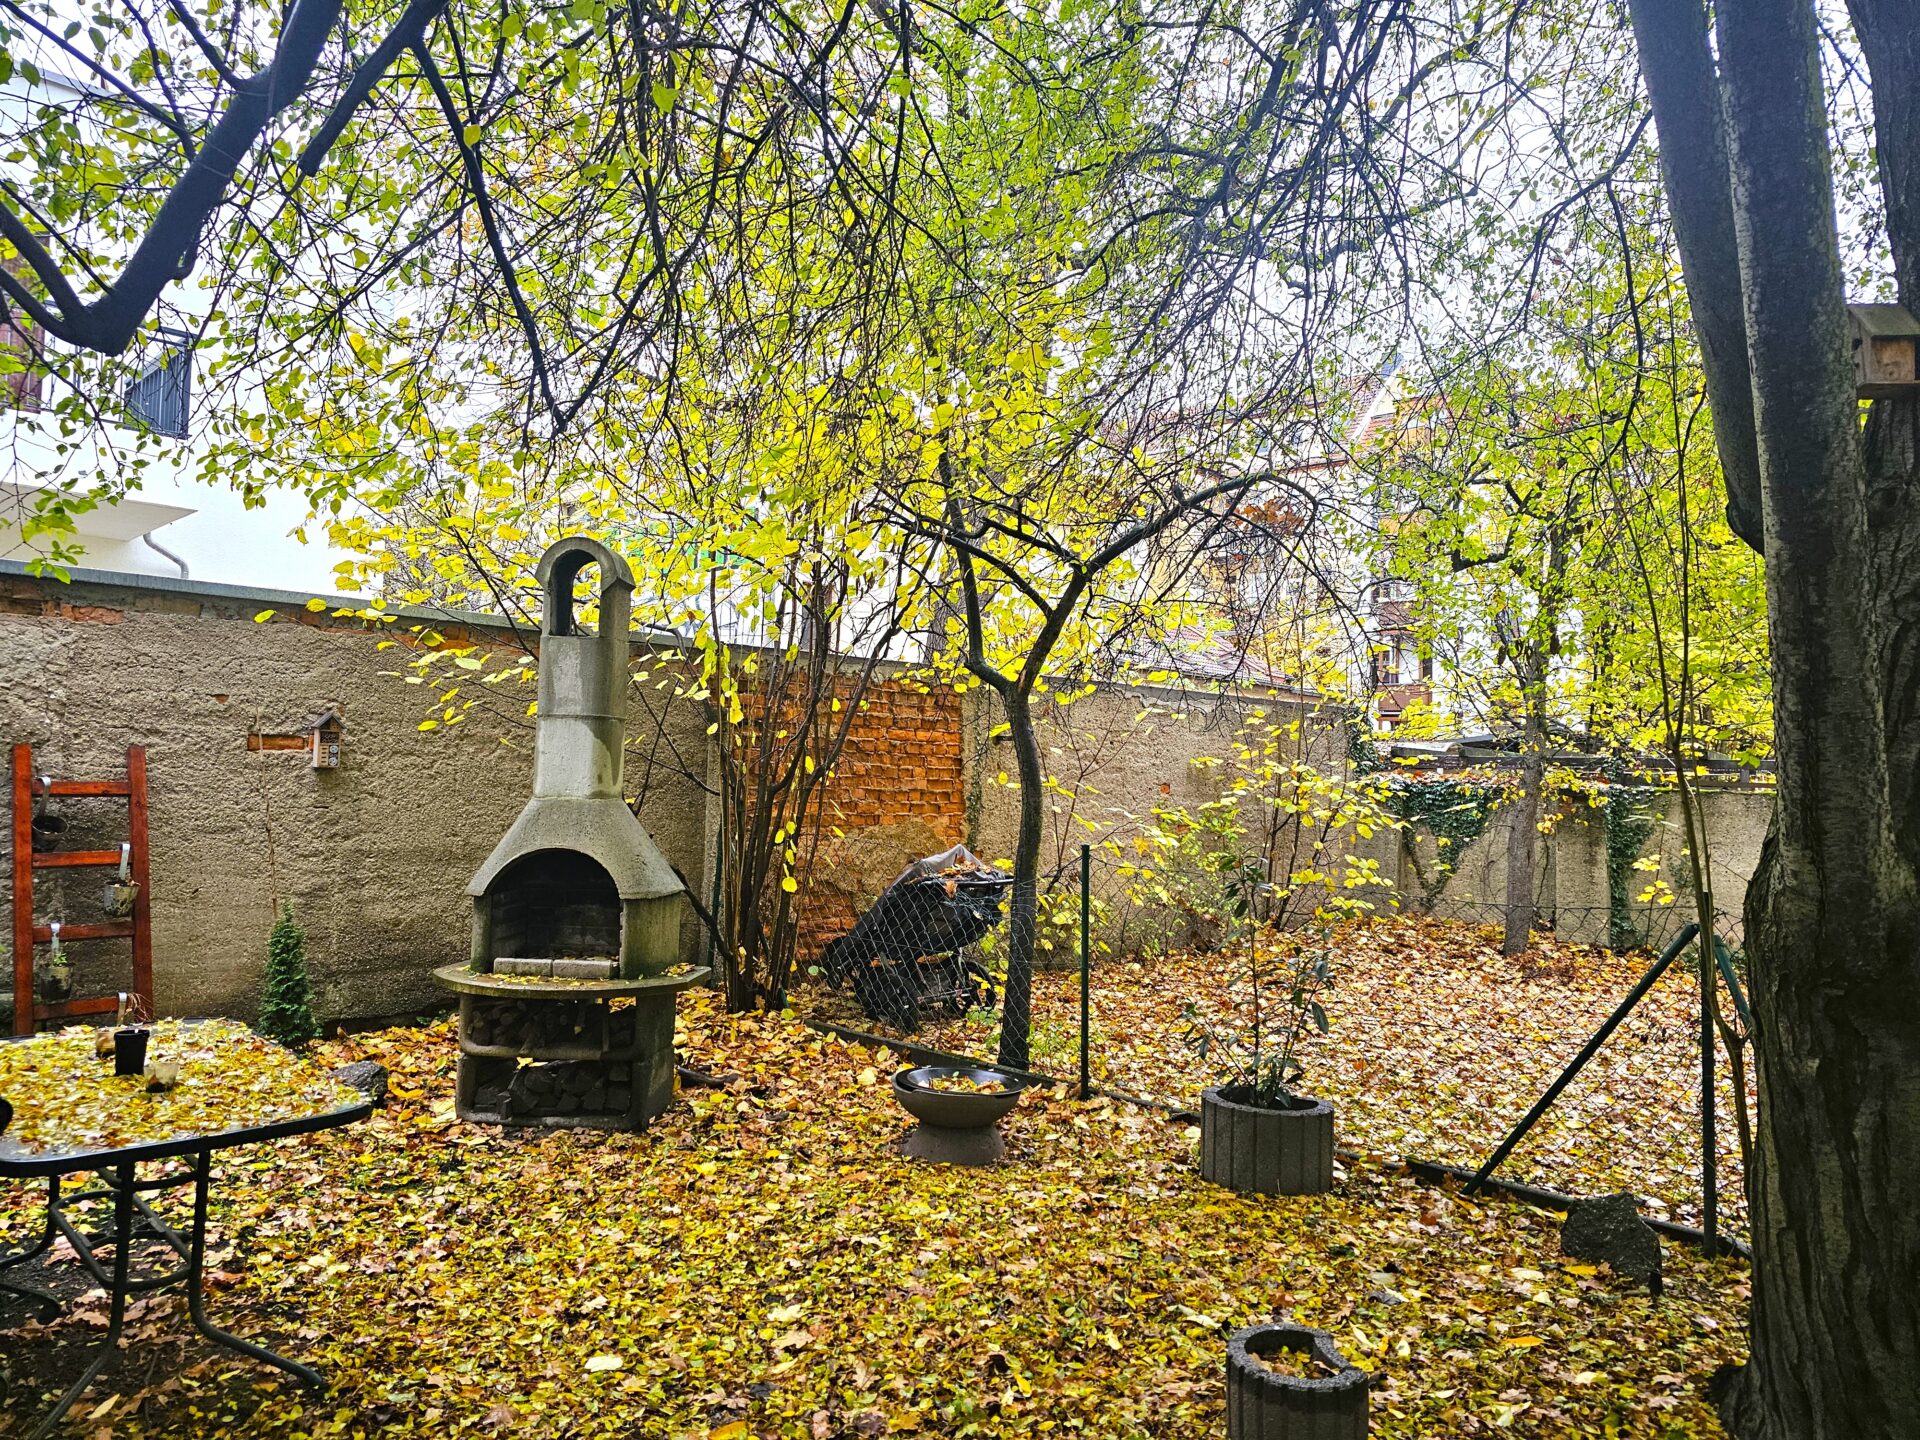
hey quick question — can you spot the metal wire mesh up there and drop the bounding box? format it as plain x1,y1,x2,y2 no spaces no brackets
815,848,1012,1035
797,849,1758,1245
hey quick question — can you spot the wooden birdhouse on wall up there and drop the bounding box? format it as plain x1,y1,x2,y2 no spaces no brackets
1848,303,1920,398
307,707,345,769
249,705,345,769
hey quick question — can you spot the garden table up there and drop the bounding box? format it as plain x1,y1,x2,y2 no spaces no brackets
0,1021,370,1438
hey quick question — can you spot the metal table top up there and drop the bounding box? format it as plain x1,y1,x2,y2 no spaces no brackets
0,1021,370,1177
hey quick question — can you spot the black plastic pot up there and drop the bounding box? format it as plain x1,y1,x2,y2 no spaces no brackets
1200,1085,1335,1196
29,811,66,852
1226,1323,1369,1439
0,1095,12,1136
113,1028,150,1077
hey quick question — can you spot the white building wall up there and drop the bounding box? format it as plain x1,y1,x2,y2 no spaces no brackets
0,411,354,597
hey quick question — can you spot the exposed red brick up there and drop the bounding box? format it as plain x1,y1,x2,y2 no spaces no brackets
789,678,968,960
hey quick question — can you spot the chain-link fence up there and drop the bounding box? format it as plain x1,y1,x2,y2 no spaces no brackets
792,846,1757,1251
813,846,1010,1033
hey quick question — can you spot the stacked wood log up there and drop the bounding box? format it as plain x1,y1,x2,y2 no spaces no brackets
505,1060,632,1118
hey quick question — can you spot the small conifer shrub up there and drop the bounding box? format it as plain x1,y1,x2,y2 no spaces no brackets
259,901,320,1047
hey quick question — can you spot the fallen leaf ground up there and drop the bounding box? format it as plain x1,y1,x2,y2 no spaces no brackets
808,917,1755,1238
1,934,1750,1438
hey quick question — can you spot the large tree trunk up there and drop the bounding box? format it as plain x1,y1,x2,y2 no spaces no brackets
996,687,1043,1072
1629,0,1920,1433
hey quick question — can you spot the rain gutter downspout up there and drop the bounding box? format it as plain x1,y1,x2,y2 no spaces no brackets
140,529,189,579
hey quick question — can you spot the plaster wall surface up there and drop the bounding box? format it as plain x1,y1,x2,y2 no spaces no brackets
0,570,709,1026
1400,783,1772,947
965,684,1330,962
2,562,1778,1031
0,406,356,596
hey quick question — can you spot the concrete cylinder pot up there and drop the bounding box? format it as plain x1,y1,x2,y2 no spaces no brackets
1226,1323,1369,1439
1199,1086,1335,1196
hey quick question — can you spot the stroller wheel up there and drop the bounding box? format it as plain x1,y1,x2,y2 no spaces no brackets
958,958,996,1012
938,985,970,1018
854,959,921,1031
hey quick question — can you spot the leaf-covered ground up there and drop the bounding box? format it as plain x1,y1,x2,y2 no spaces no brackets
2,985,1746,1438
809,917,1755,1238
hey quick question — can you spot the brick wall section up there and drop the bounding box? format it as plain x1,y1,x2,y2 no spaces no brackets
793,680,967,961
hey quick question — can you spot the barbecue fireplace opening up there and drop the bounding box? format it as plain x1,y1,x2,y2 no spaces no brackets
484,849,620,964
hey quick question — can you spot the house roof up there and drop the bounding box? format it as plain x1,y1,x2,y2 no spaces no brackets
1123,624,1323,698
1848,303,1920,338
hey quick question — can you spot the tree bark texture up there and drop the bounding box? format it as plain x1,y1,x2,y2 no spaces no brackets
1625,0,1765,549
1503,682,1547,956
996,688,1042,1072
1497,733,1543,960
1629,0,1920,1433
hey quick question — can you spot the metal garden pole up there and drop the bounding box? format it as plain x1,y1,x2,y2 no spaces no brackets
1702,934,1718,1252
1712,935,1754,1032
1079,843,1091,1100
706,821,724,973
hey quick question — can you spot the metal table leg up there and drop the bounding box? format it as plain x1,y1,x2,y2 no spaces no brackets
183,1148,324,1388
16,1151,324,1436
0,1175,62,1323
28,1163,134,1440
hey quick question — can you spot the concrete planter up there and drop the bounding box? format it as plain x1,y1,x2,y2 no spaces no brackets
1200,1085,1335,1196
1226,1323,1369,1439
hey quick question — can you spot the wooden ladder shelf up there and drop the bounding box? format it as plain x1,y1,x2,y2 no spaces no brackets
10,744,153,1034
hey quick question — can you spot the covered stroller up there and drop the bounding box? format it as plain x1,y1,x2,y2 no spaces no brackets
820,845,1013,1030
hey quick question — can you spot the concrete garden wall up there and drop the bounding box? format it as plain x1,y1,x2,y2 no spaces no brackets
964,683,1338,962
1,562,1778,1028
1378,782,1773,946
0,565,712,1026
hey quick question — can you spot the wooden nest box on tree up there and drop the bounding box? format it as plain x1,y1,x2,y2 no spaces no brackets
1846,303,1920,398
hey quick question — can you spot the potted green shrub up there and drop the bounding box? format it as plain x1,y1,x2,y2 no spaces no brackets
1185,921,1338,1197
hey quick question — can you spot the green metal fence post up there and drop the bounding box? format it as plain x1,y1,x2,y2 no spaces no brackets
1701,935,1718,1253
1079,843,1091,1100
1712,935,1754,1032
1470,922,1699,1192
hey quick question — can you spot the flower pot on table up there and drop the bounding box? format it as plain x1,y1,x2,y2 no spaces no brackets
113,1028,150,1077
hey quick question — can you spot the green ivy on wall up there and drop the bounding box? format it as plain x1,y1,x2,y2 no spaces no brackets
1602,774,1660,952
1347,715,1382,776
1389,779,1502,905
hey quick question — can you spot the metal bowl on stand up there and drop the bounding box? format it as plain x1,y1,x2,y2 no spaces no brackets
892,1065,1026,1165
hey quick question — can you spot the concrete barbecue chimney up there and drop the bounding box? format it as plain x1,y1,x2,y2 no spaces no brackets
464,536,685,978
